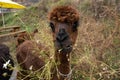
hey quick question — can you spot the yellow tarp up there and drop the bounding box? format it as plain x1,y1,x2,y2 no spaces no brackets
0,0,25,9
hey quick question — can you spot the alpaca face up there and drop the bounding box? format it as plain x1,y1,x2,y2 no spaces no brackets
49,21,79,53
48,6,79,54
48,6,79,53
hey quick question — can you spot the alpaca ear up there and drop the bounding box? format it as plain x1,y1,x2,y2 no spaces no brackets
49,22,55,32
72,21,79,32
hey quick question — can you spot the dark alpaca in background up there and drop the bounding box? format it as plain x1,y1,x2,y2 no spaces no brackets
0,44,14,80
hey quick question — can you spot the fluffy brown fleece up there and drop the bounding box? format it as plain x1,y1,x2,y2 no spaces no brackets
48,6,79,23
16,40,46,71
16,40,49,79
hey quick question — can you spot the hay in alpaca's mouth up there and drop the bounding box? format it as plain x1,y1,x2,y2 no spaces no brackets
57,44,73,53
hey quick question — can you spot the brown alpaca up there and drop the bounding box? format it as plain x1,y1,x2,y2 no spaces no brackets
16,40,47,79
16,40,46,70
16,29,38,47
48,6,79,80
16,6,79,80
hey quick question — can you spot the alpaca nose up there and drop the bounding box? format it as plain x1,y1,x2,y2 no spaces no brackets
56,28,69,42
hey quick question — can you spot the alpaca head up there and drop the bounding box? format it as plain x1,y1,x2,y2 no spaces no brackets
48,6,79,54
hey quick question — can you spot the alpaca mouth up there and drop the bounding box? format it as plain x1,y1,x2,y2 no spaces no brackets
57,44,73,53
55,37,73,53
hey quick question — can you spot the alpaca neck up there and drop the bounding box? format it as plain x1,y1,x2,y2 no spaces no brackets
54,51,71,79
57,54,70,74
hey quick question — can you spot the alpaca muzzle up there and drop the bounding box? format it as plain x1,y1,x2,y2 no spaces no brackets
56,28,69,42
55,29,72,53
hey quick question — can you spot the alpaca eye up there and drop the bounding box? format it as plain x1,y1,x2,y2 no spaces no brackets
49,22,55,32
72,21,79,32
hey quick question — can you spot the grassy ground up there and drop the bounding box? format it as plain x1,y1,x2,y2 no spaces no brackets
0,0,120,80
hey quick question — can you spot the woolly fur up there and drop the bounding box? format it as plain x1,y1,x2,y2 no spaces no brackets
48,6,79,23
